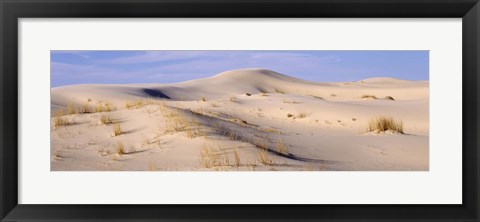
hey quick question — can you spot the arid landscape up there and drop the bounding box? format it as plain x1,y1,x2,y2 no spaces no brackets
51,68,429,171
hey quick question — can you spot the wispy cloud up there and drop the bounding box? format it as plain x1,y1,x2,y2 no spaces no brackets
97,51,219,65
50,50,429,87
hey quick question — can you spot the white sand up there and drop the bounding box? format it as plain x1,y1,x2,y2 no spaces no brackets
51,68,429,171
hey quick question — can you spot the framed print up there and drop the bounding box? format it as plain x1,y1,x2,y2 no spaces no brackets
1,0,479,221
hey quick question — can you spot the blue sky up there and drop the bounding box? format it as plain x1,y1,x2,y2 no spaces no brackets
51,50,429,87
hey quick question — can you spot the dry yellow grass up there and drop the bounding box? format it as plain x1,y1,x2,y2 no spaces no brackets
262,127,280,134
252,136,268,149
186,121,205,138
297,112,308,119
229,96,238,102
258,149,273,165
233,149,241,167
276,139,288,155
158,101,169,111
367,116,404,133
53,109,65,117
384,96,395,101
211,123,242,140
112,123,122,136
100,114,114,125
95,103,114,112
56,101,114,116
52,104,74,117
116,142,126,155
304,164,315,171
125,99,157,110
67,104,77,115
125,100,144,110
228,117,248,125
199,143,230,168
78,102,93,113
147,163,156,171
282,99,298,104
273,88,285,94
229,131,238,140
53,117,75,128
199,145,215,168
162,108,205,138
361,95,377,100
97,147,110,156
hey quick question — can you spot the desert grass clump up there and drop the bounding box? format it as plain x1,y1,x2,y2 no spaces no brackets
125,99,156,110
78,102,93,113
98,147,110,156
125,100,144,109
233,149,241,167
297,112,308,119
95,103,114,112
287,113,294,118
304,164,315,171
330,93,337,97
67,104,77,115
384,96,395,101
100,114,114,125
367,116,403,134
229,96,239,102
116,142,126,155
112,123,122,136
225,130,237,140
245,93,252,96
273,88,285,94
199,144,231,168
211,123,241,140
53,117,75,128
258,149,273,165
252,136,269,150
162,108,205,138
200,144,218,168
147,163,157,171
276,139,288,155
186,119,205,139
200,97,206,102
162,109,187,133
283,99,298,104
361,95,377,100
53,108,65,117
164,120,184,134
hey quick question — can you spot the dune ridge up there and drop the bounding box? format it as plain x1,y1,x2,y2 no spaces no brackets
51,68,428,108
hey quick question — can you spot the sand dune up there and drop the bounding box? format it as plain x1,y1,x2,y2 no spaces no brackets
51,68,429,171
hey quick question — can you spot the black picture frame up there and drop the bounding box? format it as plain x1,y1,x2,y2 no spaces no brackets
1,0,479,221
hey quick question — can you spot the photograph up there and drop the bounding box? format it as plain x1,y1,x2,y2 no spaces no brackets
3,0,477,220
50,50,429,171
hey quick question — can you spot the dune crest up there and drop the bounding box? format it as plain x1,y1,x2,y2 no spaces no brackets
51,68,428,109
